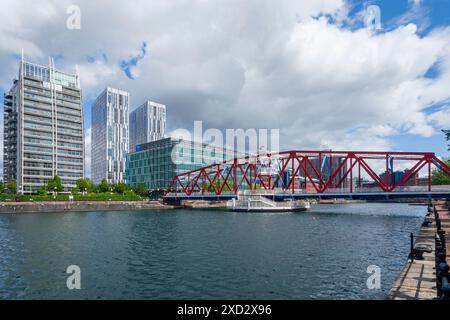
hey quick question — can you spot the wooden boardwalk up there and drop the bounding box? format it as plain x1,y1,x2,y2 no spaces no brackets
388,200,449,300
438,201,450,263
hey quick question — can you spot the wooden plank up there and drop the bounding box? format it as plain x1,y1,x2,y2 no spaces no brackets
387,202,439,300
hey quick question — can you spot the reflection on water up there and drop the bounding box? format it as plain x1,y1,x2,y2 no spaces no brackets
0,203,425,299
310,202,426,217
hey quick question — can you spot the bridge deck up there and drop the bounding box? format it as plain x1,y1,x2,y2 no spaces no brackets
164,191,450,201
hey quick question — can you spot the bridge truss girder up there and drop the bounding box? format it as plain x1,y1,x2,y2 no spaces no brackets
165,150,450,197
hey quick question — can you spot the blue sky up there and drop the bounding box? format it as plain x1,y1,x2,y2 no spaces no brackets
358,0,450,156
1,0,450,171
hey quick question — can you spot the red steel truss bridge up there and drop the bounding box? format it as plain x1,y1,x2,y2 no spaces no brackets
164,150,450,202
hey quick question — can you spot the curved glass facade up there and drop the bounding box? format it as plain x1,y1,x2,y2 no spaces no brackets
126,138,237,190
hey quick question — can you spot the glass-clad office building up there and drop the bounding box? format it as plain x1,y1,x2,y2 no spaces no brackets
3,57,84,194
126,138,237,190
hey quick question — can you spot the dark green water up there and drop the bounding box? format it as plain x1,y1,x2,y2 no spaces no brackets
0,203,425,299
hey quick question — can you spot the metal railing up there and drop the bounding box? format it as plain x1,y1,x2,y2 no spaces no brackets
431,201,450,300
165,185,450,197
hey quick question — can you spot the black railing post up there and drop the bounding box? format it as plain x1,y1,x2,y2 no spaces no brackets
438,262,450,300
410,232,414,263
439,231,446,256
433,199,450,299
436,232,444,297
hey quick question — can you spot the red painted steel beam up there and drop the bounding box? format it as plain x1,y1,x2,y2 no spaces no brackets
389,158,427,192
164,150,450,197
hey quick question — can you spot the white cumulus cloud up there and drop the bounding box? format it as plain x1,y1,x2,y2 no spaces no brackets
1,0,450,158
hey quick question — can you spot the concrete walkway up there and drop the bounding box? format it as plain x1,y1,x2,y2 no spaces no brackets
0,200,174,213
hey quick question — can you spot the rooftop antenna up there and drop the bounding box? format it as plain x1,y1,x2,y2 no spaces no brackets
75,63,81,87
48,56,55,82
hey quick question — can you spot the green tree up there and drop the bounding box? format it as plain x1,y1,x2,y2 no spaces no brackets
132,182,148,197
113,182,127,194
0,180,4,194
36,187,47,195
47,176,64,192
432,160,450,185
98,178,110,193
444,130,450,151
76,178,95,193
7,178,16,194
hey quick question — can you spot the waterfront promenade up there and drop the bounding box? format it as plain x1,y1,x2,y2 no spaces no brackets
0,200,174,214
388,200,449,300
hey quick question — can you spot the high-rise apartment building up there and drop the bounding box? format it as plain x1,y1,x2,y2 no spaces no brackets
3,57,85,194
129,100,166,152
91,87,129,184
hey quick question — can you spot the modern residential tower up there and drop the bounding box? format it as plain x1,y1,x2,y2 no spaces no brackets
3,57,85,194
129,100,166,152
91,87,129,184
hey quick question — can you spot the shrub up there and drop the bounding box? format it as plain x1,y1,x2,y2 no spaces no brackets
133,183,148,197
113,182,128,194
149,189,164,200
7,179,16,194
98,178,110,193
36,187,47,196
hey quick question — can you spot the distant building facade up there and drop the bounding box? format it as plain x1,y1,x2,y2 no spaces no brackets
91,87,129,184
129,100,166,152
379,170,419,186
3,57,85,194
362,170,420,188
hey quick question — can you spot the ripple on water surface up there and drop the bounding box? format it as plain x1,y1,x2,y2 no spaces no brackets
0,203,425,299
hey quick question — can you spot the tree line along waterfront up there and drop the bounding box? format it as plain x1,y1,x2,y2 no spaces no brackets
0,177,165,202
